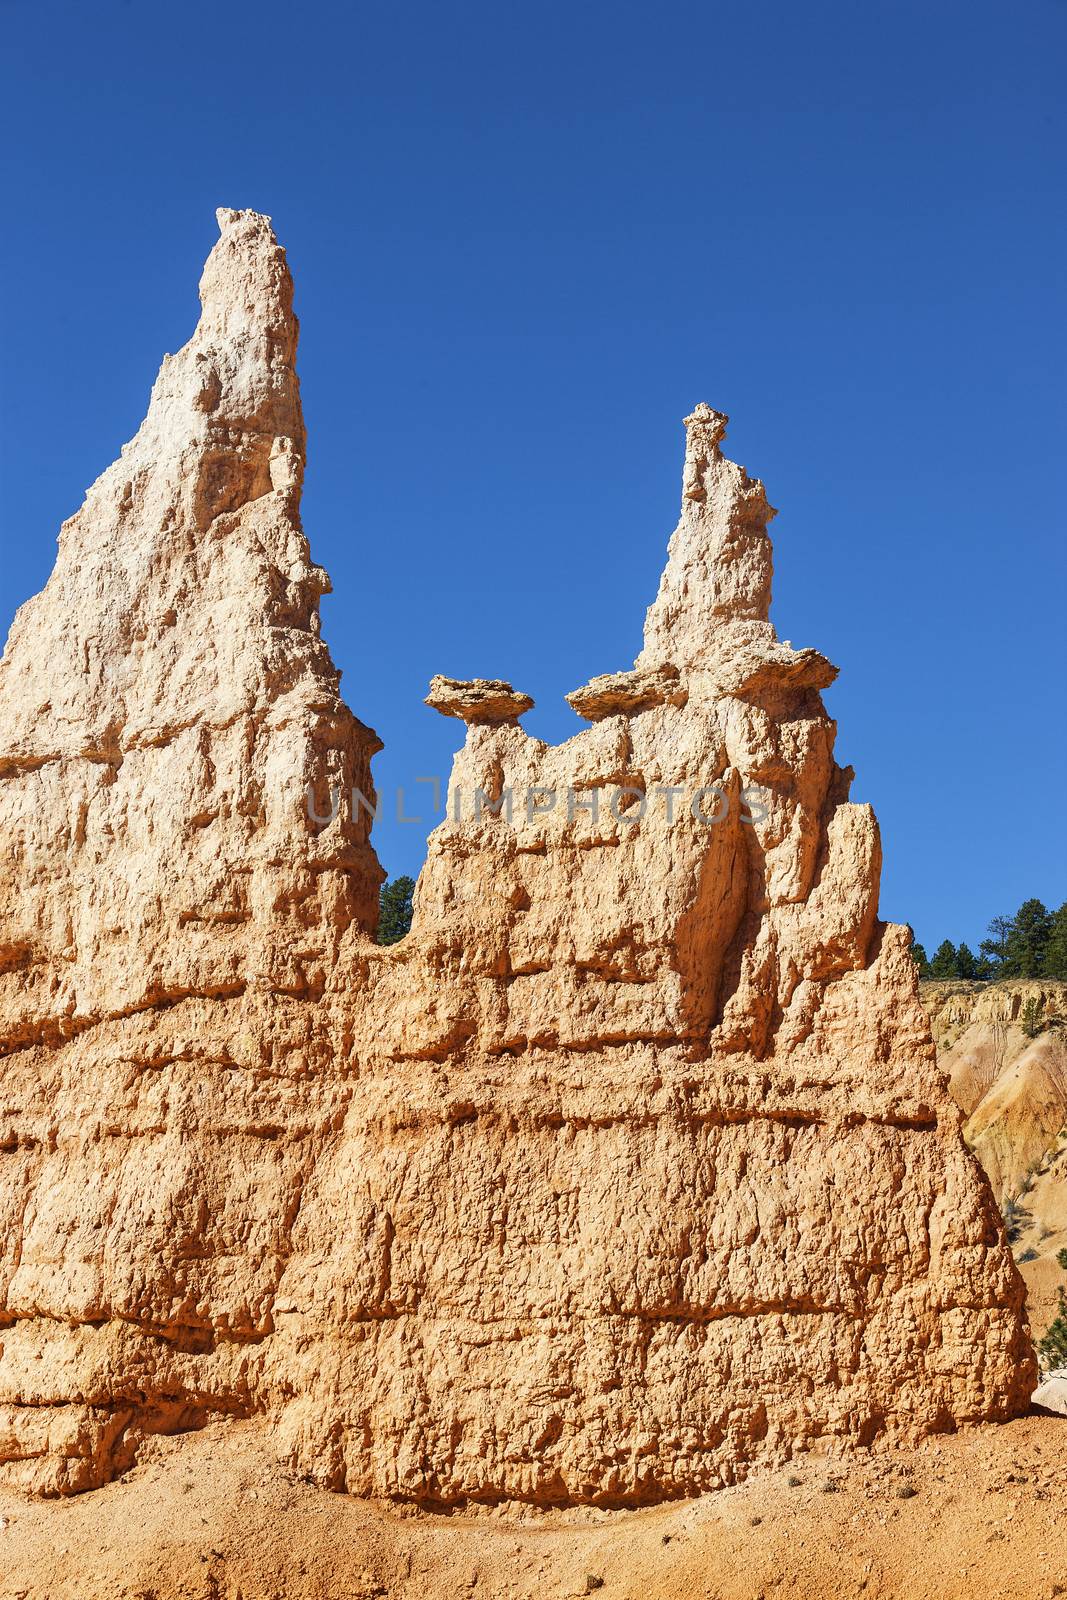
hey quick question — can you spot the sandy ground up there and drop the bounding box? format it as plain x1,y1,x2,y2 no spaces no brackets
1,1413,1064,1600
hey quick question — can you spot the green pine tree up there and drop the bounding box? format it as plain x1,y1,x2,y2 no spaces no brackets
928,939,959,979
980,914,1015,976
1042,902,1067,980
1005,898,1053,978
910,940,931,977
954,942,979,980
377,875,416,945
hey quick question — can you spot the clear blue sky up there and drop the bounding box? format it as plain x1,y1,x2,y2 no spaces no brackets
2,0,1064,952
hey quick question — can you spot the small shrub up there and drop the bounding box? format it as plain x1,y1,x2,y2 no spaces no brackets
1021,995,1045,1039
1018,1247,1039,1263
1002,1197,1028,1243
1057,1248,1067,1272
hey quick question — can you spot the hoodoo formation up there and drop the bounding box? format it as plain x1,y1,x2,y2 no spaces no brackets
0,210,1033,1505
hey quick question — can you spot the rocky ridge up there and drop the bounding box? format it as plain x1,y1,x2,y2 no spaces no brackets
0,211,1033,1504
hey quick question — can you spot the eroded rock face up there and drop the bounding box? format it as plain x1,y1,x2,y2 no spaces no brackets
0,212,1033,1503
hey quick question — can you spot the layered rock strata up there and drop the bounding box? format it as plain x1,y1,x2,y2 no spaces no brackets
0,211,1033,1503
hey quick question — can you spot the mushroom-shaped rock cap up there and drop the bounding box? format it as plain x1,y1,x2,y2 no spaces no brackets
566,664,687,723
425,675,534,725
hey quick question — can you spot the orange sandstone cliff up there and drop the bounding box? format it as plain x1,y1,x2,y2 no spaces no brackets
0,209,1034,1504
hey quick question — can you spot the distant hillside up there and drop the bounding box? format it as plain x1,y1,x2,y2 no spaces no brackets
923,977,1067,1341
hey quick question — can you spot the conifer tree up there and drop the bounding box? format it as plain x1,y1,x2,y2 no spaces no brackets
955,942,979,980
928,939,959,979
1005,898,1052,977
1041,902,1067,980
980,914,1014,975
377,875,416,945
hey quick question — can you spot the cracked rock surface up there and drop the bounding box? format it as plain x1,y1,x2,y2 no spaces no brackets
0,210,1033,1505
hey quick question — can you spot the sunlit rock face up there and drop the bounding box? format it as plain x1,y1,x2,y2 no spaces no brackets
0,212,1032,1502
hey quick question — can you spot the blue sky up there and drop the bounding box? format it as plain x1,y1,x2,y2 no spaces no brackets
1,0,1064,951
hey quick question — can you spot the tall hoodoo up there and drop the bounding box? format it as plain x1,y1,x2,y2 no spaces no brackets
0,213,1032,1503
0,210,381,1492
